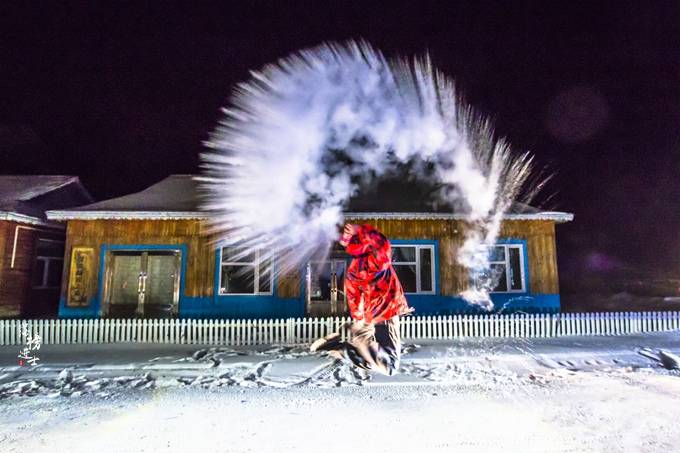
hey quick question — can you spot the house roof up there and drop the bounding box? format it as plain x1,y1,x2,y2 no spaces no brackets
0,175,93,226
46,174,573,222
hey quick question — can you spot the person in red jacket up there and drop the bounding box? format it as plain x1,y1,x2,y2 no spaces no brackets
310,223,414,375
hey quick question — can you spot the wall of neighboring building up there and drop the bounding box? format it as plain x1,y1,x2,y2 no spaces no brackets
0,221,10,317
0,220,64,318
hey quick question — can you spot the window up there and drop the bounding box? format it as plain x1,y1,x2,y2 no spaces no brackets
33,239,65,289
219,247,273,295
392,244,435,294
473,243,526,293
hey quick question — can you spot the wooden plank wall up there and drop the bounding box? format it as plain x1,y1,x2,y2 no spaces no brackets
347,218,560,295
501,220,559,294
60,218,561,307
278,269,301,299
63,219,307,303
61,220,216,304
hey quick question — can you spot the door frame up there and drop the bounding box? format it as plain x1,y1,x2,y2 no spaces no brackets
101,245,184,318
305,253,350,317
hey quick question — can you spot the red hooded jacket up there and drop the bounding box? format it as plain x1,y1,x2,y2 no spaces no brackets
342,224,413,324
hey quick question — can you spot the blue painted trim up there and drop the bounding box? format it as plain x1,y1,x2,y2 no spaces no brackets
180,296,305,319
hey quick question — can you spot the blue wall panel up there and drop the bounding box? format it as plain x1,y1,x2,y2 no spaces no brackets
406,293,560,315
179,296,305,319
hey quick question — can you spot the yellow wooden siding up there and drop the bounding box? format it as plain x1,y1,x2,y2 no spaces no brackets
500,220,559,294
61,220,215,301
278,269,301,298
61,217,561,304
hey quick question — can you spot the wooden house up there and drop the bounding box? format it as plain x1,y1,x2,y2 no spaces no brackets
0,176,93,318
47,175,573,319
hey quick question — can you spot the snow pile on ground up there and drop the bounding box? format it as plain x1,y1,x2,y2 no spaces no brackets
1,333,679,400
183,344,313,363
2,333,680,452
0,370,157,399
3,368,680,453
0,345,374,398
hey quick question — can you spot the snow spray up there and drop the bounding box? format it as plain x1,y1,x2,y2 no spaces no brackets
199,41,543,309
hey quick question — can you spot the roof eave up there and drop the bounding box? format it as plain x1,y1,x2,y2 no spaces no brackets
345,211,574,222
0,211,65,228
46,210,574,222
46,210,212,221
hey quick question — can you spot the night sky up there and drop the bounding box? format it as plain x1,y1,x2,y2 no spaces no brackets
2,1,679,291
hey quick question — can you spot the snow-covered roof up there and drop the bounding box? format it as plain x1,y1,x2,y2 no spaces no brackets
0,175,93,226
0,175,76,205
344,211,574,222
47,175,574,222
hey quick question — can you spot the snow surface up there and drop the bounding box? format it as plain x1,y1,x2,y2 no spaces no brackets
1,333,679,452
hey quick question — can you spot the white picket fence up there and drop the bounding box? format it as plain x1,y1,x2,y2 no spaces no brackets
1,312,679,346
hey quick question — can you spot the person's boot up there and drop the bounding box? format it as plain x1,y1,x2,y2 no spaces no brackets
345,345,372,370
310,332,342,352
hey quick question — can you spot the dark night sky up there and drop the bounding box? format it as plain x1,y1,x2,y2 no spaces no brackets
2,1,680,290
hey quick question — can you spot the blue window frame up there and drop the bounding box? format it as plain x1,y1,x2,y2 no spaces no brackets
391,243,436,295
472,242,527,293
218,247,273,296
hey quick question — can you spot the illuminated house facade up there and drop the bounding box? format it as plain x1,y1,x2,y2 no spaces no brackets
47,175,573,319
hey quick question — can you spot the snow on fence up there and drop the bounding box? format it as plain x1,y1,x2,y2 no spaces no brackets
1,312,679,346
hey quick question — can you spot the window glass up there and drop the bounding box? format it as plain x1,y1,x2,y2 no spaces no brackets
392,246,416,262
220,248,272,294
508,247,523,290
488,246,505,262
222,247,256,263
36,239,64,258
310,261,331,300
33,259,46,287
420,247,433,292
258,268,272,293
394,264,417,293
47,260,63,287
220,265,255,294
390,244,435,294
490,263,508,292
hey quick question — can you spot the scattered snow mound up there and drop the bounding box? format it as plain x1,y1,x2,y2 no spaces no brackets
0,370,156,399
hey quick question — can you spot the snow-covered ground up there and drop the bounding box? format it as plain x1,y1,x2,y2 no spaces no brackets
1,333,679,452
